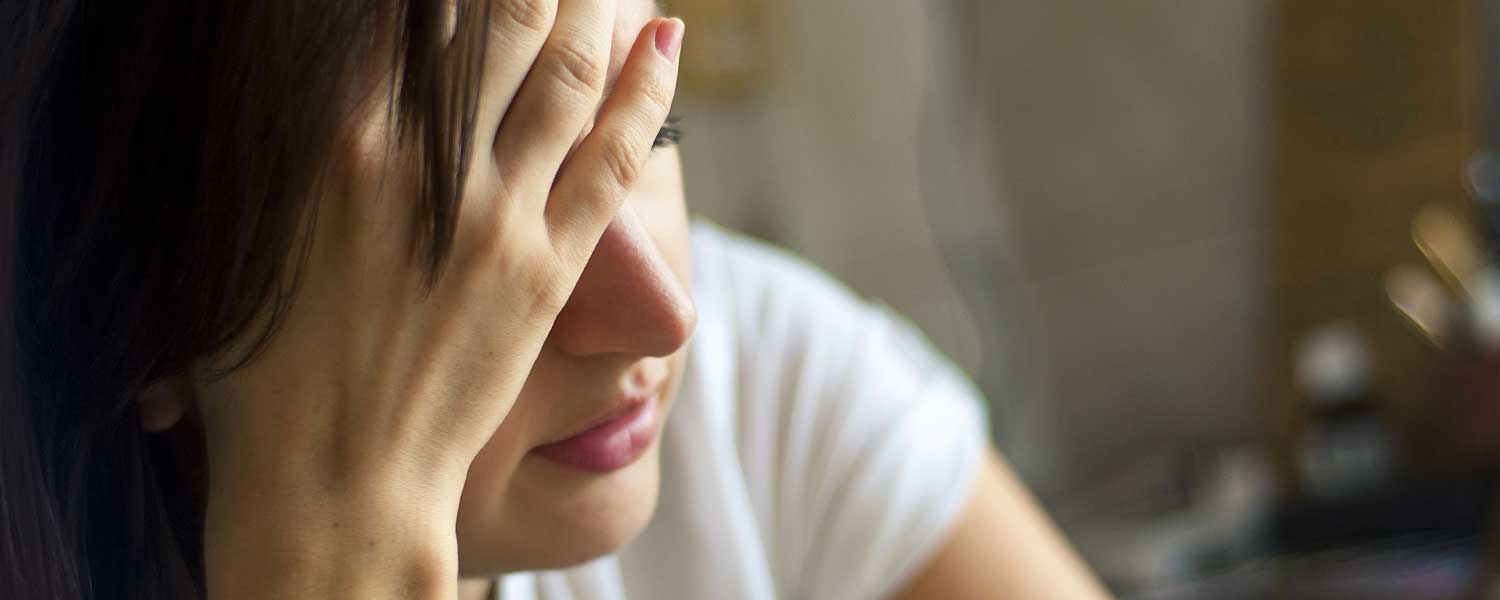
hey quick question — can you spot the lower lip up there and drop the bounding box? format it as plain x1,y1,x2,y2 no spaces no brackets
533,400,659,473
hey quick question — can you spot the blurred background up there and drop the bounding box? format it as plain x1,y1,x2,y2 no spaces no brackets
663,0,1500,598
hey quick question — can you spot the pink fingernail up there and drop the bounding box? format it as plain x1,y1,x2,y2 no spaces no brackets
655,18,684,61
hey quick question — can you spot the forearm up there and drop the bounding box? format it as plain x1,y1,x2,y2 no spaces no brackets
895,451,1113,600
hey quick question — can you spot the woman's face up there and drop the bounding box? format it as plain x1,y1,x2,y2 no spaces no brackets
451,0,696,574
140,0,692,576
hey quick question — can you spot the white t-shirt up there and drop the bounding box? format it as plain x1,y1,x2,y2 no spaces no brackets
495,220,988,600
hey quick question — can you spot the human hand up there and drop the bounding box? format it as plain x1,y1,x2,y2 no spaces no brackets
196,2,683,596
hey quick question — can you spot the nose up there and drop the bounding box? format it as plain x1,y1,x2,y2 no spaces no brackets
547,208,697,358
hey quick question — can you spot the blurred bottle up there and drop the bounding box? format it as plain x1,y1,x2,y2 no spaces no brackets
1294,323,1397,499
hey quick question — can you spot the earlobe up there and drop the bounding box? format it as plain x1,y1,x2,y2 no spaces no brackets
137,378,187,432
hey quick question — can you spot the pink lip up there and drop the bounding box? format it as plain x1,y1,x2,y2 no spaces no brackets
533,396,661,473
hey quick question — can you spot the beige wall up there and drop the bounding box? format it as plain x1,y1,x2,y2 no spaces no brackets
674,0,1267,495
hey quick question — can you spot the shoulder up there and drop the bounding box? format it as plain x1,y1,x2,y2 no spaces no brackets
686,219,911,445
683,219,989,598
688,218,888,372
688,218,977,414
688,218,868,324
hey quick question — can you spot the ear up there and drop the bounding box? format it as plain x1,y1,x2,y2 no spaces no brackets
137,377,188,432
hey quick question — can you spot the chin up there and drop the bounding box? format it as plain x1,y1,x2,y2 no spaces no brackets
456,442,663,576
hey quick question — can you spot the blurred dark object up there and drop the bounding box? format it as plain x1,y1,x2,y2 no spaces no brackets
1386,204,1500,467
1432,355,1500,463
1266,0,1480,494
1128,534,1481,600
1071,445,1494,599
1294,324,1401,500
1060,444,1275,594
1468,153,1500,255
1470,0,1500,256
1112,468,1494,599
1269,471,1494,553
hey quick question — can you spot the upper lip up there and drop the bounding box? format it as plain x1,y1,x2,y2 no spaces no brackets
537,373,668,446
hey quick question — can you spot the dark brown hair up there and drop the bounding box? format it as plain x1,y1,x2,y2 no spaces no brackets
0,1,491,598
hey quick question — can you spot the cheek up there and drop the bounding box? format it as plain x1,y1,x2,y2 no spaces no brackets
455,395,538,529
452,371,559,572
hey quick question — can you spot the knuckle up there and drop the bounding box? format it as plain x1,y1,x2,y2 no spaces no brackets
597,133,647,191
456,194,517,265
492,0,552,37
533,266,574,314
460,211,507,265
639,79,675,118
509,252,572,316
540,35,608,99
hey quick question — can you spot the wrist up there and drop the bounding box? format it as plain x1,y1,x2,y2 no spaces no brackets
205,474,461,599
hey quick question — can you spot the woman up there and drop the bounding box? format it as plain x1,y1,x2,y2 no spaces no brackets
0,0,1109,598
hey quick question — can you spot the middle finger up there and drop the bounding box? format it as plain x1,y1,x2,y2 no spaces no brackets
473,0,558,151
491,0,618,212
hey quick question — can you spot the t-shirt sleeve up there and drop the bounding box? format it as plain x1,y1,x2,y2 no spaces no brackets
709,225,989,600
794,303,987,600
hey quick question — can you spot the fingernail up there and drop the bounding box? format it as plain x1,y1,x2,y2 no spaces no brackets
655,18,684,61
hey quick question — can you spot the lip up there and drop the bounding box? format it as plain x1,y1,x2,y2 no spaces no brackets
531,373,668,473
533,397,660,473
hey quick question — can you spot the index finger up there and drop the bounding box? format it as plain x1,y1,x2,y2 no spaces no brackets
545,17,682,264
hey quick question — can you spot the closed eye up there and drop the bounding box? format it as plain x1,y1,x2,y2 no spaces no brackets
653,115,682,149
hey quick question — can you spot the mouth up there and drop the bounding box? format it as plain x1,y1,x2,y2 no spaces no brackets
531,377,666,473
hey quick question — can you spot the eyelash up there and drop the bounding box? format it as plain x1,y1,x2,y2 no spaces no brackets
653,115,683,149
